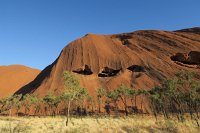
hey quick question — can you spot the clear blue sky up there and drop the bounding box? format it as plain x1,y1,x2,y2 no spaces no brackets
0,0,200,70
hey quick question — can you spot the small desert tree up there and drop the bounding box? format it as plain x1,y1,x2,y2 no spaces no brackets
138,89,149,111
190,81,200,120
148,87,163,120
29,95,42,116
116,84,132,116
75,87,89,116
86,95,96,113
147,71,200,124
129,89,137,107
63,71,85,126
96,87,107,113
107,89,120,115
12,94,22,116
175,71,200,125
22,94,33,116
0,98,4,113
0,95,21,116
43,93,61,116
0,97,9,114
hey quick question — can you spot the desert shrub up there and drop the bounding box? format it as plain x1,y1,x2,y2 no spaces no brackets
43,93,61,116
147,71,200,126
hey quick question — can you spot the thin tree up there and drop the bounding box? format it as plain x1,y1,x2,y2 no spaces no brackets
116,84,132,116
12,94,22,116
86,95,96,113
22,94,32,116
96,87,107,113
29,95,42,116
137,89,148,112
129,89,143,113
148,87,163,120
75,87,89,116
62,71,84,126
107,89,120,115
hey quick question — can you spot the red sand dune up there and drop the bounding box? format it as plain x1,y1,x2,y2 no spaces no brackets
15,27,200,111
0,65,40,98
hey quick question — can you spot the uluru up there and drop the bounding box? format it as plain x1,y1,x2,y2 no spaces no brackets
15,27,200,99
0,65,40,98
1,0,200,132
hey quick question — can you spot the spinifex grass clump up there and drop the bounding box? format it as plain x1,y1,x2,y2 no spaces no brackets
0,116,199,133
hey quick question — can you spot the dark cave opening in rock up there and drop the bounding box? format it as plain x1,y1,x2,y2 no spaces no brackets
117,34,132,40
170,51,200,65
122,39,131,45
170,53,188,63
116,34,132,45
98,67,121,77
73,65,93,75
127,65,145,72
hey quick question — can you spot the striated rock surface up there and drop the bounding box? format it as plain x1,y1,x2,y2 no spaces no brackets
15,28,200,100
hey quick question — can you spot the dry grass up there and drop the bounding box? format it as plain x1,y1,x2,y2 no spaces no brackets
0,115,199,133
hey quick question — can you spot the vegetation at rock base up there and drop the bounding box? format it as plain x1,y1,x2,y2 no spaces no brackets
0,70,199,129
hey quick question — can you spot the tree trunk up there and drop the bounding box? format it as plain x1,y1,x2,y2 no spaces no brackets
135,96,137,107
25,107,27,116
98,99,101,114
9,108,12,116
121,97,128,116
141,97,145,116
92,105,94,113
114,101,119,116
66,101,71,126
131,98,134,106
125,105,128,116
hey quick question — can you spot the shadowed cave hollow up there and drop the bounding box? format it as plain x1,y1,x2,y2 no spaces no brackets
116,34,132,45
98,67,121,77
127,65,145,72
170,51,200,65
73,65,93,75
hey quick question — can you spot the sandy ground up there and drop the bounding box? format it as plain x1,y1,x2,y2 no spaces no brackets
0,115,199,133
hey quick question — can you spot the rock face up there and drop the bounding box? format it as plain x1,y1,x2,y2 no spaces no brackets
0,65,40,98
188,51,200,64
15,28,200,99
